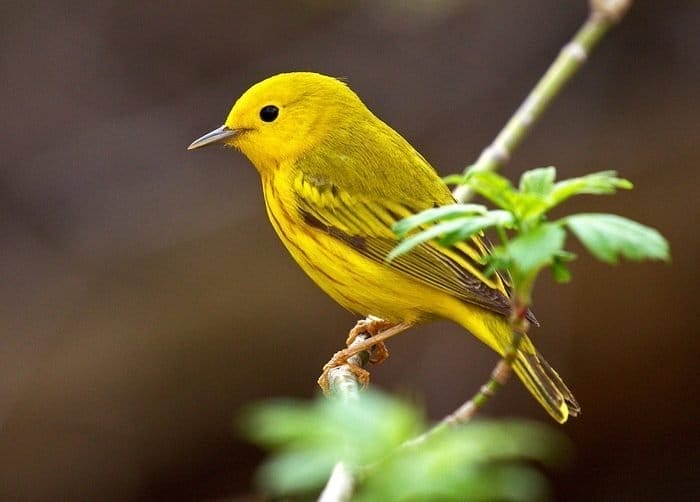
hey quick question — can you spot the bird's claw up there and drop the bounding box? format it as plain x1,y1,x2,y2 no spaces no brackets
318,316,394,394
346,316,394,345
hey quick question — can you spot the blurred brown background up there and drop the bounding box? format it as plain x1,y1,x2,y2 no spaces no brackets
1,0,698,500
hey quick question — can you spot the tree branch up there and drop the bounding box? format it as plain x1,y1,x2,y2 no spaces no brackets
325,333,370,400
319,462,355,502
453,0,632,203
320,2,632,500
401,301,530,450
319,332,369,501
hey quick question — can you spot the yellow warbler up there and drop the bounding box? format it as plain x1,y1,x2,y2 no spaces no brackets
188,72,579,423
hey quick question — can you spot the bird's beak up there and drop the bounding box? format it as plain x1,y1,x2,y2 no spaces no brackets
187,125,239,150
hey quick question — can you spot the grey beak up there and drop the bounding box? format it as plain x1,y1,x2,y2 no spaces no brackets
187,125,239,150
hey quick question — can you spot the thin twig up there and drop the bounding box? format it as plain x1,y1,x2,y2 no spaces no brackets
436,0,633,432
326,333,370,400
402,305,530,449
319,462,355,502
453,0,632,203
319,332,370,501
445,302,530,424
407,0,634,446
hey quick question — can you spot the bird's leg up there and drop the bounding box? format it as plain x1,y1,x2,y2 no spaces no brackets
318,320,412,394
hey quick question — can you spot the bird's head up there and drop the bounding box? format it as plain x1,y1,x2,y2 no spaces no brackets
188,72,364,173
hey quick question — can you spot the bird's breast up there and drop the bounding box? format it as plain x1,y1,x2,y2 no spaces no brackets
259,173,435,323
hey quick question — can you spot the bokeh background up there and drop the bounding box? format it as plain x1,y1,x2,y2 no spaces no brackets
2,0,698,500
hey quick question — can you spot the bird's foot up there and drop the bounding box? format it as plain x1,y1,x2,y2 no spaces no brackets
345,315,394,345
318,318,411,394
345,316,393,364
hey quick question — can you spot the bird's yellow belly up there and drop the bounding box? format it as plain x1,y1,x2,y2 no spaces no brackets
262,183,436,324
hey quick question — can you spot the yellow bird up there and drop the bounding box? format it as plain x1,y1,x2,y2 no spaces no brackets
188,72,579,423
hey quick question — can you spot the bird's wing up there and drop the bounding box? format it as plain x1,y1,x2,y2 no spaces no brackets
290,170,517,319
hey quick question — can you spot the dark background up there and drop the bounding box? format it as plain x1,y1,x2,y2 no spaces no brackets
1,1,698,500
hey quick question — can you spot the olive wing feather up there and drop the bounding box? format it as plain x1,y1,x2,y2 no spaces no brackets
291,171,519,319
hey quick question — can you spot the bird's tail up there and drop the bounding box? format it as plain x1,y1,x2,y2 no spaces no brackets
512,336,581,423
443,299,580,422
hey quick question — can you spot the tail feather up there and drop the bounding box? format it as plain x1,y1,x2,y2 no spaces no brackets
513,339,580,423
445,300,580,422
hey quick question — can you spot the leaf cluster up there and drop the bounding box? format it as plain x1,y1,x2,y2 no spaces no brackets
240,390,569,500
392,167,669,295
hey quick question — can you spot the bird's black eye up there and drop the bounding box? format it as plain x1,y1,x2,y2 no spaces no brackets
259,105,279,122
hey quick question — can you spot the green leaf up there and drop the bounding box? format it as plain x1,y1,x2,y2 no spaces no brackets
519,166,556,196
388,219,467,261
465,169,518,212
439,211,513,247
392,203,487,238
507,223,567,277
240,391,424,496
442,173,469,186
549,250,576,283
242,390,569,500
550,261,571,283
240,399,317,447
547,171,632,208
510,167,558,223
512,194,550,224
565,213,670,264
359,420,569,502
257,450,338,494
483,247,512,278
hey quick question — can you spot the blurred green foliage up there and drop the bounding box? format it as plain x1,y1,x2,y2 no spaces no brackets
241,390,570,500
